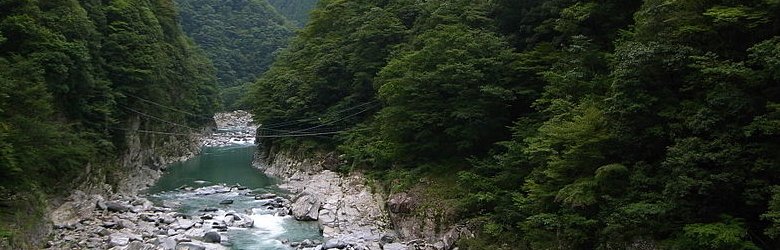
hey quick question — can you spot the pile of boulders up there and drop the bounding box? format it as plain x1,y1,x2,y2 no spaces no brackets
47,184,299,250
213,110,253,129
202,110,257,147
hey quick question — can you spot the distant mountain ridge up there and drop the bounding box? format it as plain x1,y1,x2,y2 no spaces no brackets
267,0,319,28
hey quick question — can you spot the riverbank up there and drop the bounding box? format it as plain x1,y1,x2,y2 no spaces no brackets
47,111,263,249
254,149,472,250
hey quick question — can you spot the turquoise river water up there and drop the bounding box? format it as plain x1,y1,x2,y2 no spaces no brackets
145,145,321,249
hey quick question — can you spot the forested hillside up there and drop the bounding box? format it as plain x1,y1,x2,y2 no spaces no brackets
0,0,218,247
249,0,780,249
175,0,294,109
267,0,318,27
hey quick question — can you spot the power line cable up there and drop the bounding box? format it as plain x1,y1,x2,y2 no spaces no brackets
284,104,379,134
120,105,199,131
260,100,378,129
124,93,213,119
108,127,194,136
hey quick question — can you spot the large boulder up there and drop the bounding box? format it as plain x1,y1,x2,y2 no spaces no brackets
291,193,321,221
108,233,130,247
203,231,221,243
323,239,348,249
387,193,417,214
105,201,131,213
160,237,177,250
172,218,196,230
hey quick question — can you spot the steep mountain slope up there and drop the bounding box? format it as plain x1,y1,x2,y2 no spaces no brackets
174,0,294,109
248,0,780,249
267,0,318,27
0,0,218,247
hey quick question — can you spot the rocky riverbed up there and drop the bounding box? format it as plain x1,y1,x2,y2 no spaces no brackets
48,185,291,249
48,110,468,250
255,151,456,250
255,148,475,250
201,110,256,147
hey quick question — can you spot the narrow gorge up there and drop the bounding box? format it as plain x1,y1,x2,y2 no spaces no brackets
47,112,466,250
3,0,780,249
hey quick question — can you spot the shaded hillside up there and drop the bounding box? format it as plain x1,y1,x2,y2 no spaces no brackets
248,0,780,249
267,0,318,27
0,0,218,247
175,0,294,109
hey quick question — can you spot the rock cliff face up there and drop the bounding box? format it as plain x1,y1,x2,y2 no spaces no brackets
115,115,205,194
254,147,393,249
254,144,473,250
48,114,209,248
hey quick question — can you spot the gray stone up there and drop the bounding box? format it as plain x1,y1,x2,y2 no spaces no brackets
382,243,410,250
139,213,156,222
97,228,111,236
108,233,130,247
291,193,321,221
175,242,206,250
105,202,131,213
173,218,195,230
124,241,145,250
219,199,233,205
323,239,347,249
96,200,108,210
203,231,221,243
380,234,396,244
160,215,176,224
300,239,317,247
255,193,277,199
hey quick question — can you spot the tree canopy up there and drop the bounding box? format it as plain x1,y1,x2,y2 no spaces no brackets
248,0,780,248
0,0,218,247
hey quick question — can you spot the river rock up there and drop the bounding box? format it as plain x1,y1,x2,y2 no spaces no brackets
255,193,277,199
291,193,321,221
108,233,131,246
225,213,253,228
175,242,207,250
160,237,177,250
124,241,147,250
200,208,218,213
382,243,410,250
203,232,221,243
300,239,317,247
105,201,131,213
219,199,233,205
139,213,156,222
96,200,108,210
173,218,196,230
160,215,177,224
323,239,347,249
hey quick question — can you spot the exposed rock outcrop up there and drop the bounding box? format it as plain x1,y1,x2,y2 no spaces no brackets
291,193,321,221
255,149,390,249
255,145,474,250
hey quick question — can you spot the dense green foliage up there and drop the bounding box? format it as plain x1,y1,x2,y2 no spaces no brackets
249,0,780,248
175,0,295,109
0,0,217,247
267,0,318,27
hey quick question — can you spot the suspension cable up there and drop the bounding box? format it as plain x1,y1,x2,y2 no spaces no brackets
119,105,199,131
124,93,213,119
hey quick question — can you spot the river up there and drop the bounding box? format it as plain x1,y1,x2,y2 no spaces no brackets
145,145,322,249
